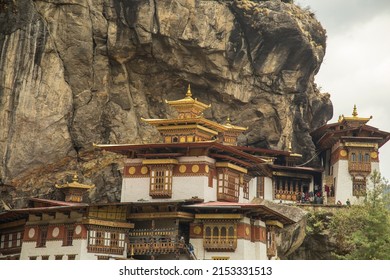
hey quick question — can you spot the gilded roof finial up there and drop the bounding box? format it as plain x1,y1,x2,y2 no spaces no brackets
186,84,192,98
288,141,292,152
352,104,358,117
338,115,343,123
73,174,79,182
226,115,231,124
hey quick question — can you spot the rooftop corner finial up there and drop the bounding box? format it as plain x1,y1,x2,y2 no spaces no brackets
338,115,343,123
288,141,292,152
186,84,192,98
352,104,358,117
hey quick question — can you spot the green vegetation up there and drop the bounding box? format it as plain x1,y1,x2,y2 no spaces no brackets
329,171,390,259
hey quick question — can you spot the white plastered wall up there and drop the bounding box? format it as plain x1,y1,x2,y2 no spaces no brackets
333,160,381,205
121,176,211,202
20,240,83,260
190,238,266,260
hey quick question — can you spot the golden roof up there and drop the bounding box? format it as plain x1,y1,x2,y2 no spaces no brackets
55,174,95,190
338,105,372,124
165,84,211,116
222,116,247,132
141,116,228,132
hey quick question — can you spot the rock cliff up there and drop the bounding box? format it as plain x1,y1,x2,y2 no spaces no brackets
0,0,332,203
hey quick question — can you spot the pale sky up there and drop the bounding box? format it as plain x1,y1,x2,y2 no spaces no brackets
297,0,390,180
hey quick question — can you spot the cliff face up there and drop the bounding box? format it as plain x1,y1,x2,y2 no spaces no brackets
0,0,331,193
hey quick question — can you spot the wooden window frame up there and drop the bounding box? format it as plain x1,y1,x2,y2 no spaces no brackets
257,176,265,198
0,231,23,250
88,228,126,255
149,166,173,198
203,223,237,252
63,227,74,246
36,227,48,248
353,177,367,197
217,168,240,202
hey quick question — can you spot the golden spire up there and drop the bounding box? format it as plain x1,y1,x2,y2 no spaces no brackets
338,115,343,123
73,174,79,182
352,104,358,117
186,84,192,98
226,115,231,125
288,141,292,152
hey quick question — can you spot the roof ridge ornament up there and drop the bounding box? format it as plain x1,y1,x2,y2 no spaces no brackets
352,104,358,117
186,84,192,98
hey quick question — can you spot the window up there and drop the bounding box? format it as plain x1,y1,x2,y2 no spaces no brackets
349,150,371,173
266,228,277,257
243,181,249,199
203,223,237,252
353,177,366,197
257,177,264,198
88,229,126,255
0,231,23,250
67,254,76,260
37,227,47,247
41,255,49,260
29,256,37,260
55,255,63,260
150,167,173,198
217,169,240,202
63,227,74,246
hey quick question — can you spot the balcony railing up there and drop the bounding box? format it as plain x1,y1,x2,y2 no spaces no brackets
149,189,172,198
128,228,183,256
129,239,183,255
348,162,371,173
87,246,124,255
203,237,237,252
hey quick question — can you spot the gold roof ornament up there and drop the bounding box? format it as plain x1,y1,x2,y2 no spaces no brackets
226,115,231,125
352,104,358,117
186,84,192,98
164,84,211,118
55,174,95,203
222,115,247,132
337,105,372,125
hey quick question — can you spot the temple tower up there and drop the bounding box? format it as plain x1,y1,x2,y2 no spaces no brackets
311,106,390,204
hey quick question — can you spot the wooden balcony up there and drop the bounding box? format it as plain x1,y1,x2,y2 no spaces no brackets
203,237,237,252
87,246,124,255
128,228,182,256
149,190,172,198
348,162,371,173
129,239,182,255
